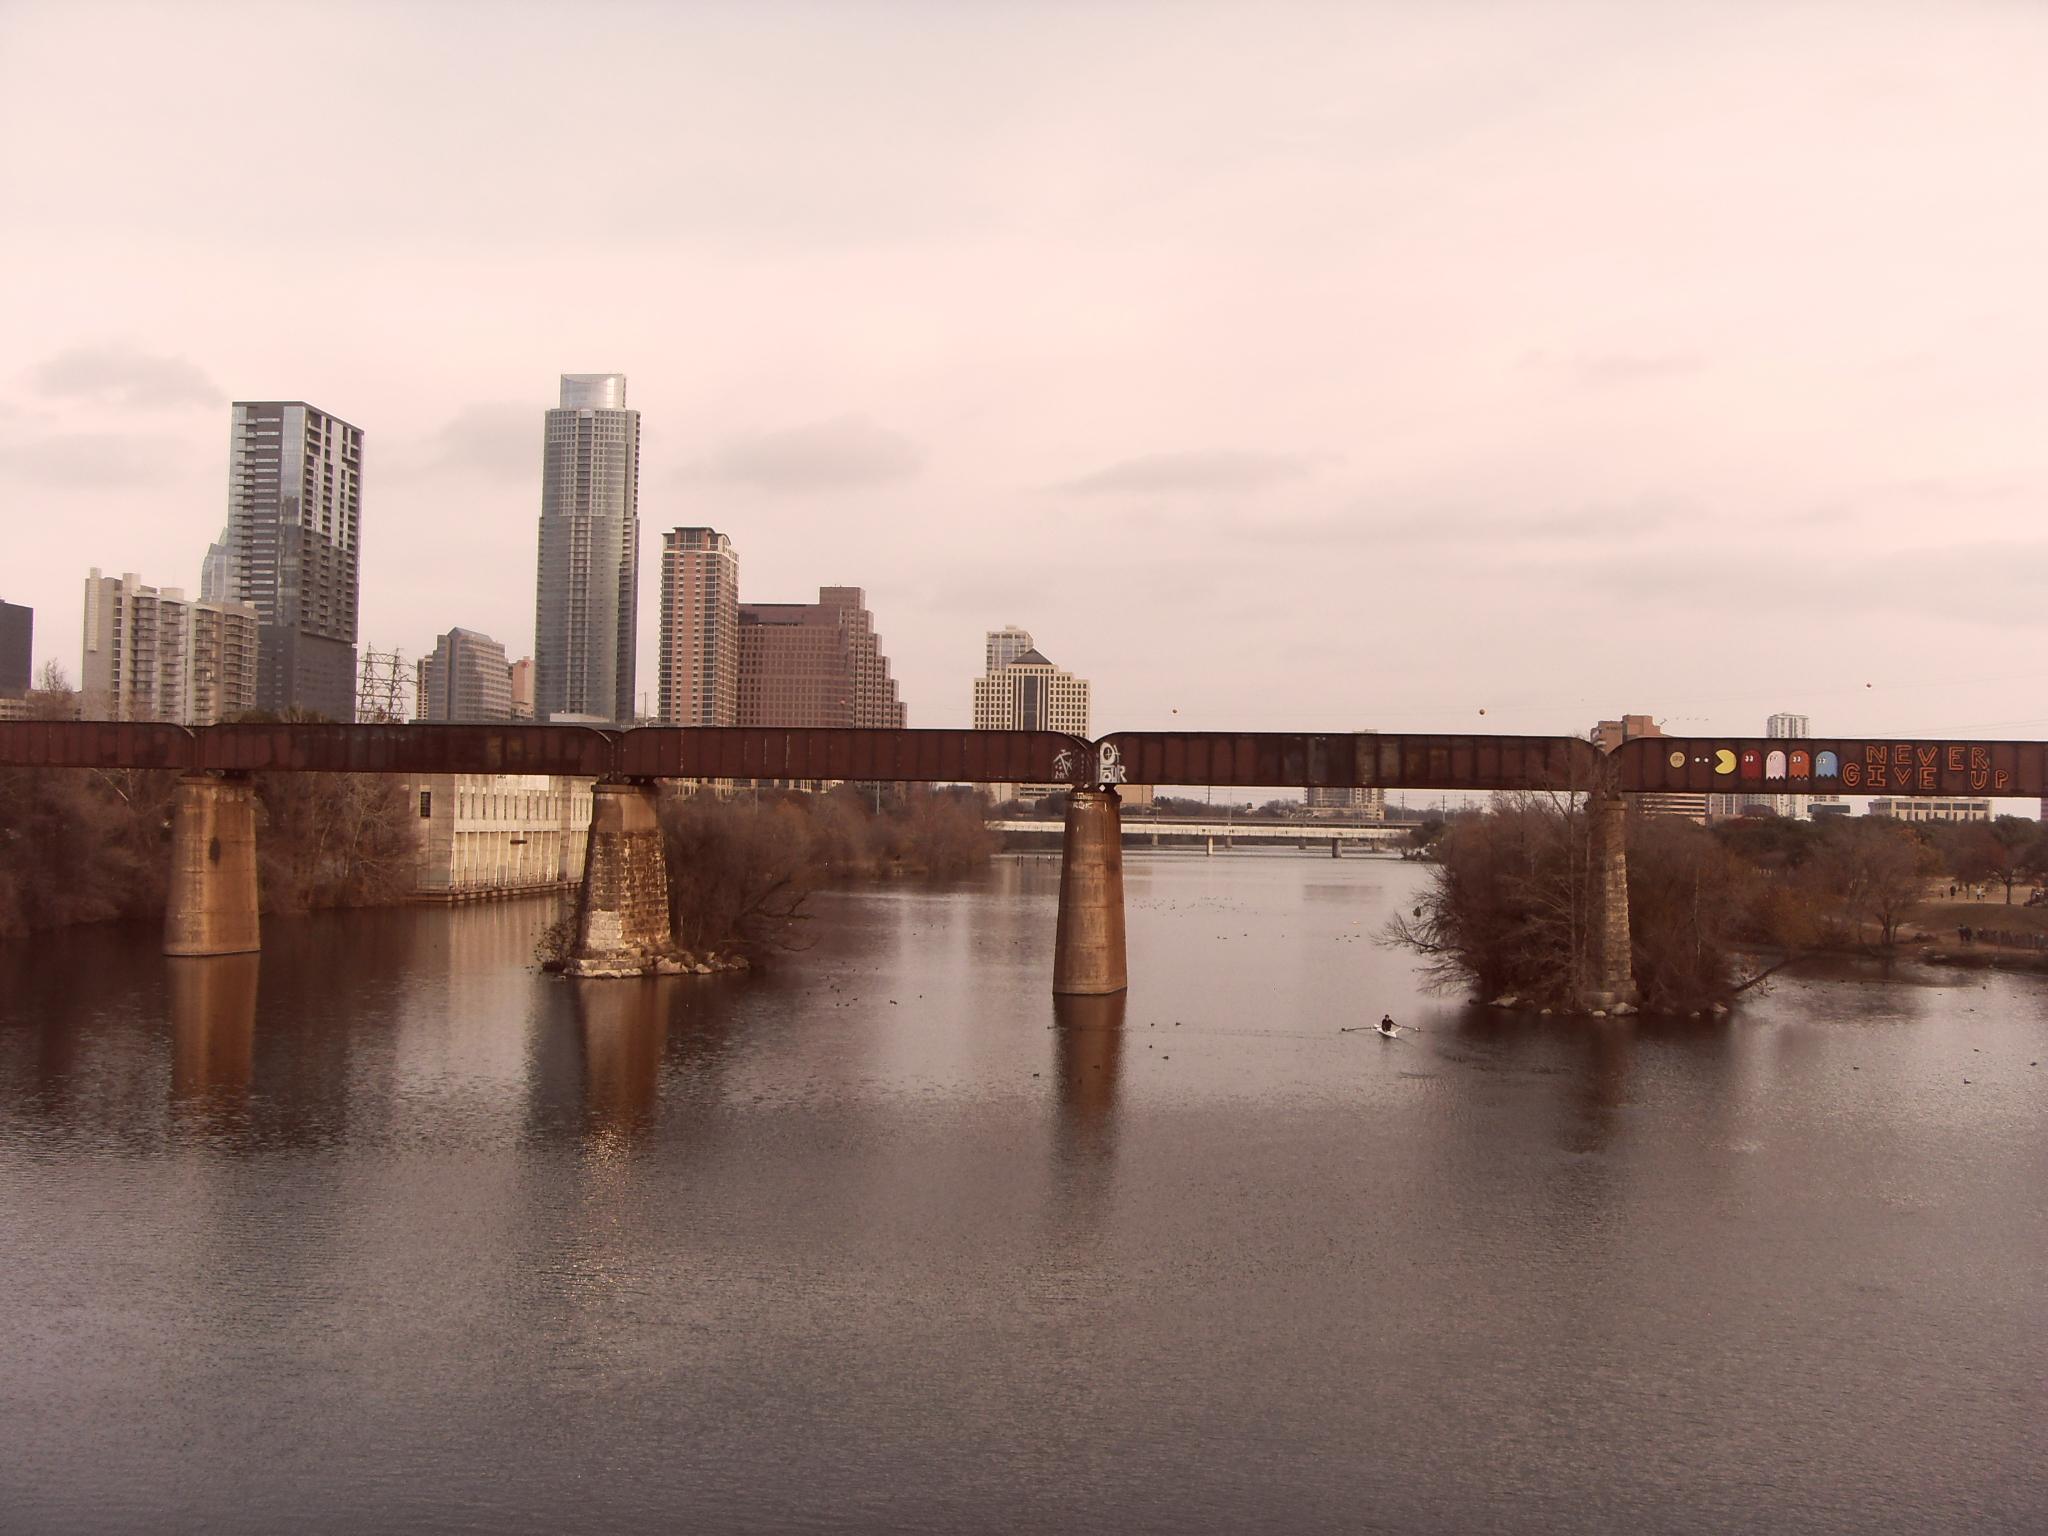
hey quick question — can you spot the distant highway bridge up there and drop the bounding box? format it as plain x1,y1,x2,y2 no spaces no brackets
989,818,1409,851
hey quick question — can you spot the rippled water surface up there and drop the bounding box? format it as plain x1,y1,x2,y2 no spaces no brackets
2,853,2043,1534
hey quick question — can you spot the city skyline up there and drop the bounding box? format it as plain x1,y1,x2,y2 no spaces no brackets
6,3,2048,742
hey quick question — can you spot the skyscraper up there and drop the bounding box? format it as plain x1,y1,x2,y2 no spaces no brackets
985,625,1036,675
508,657,536,720
736,587,905,728
973,640,1091,803
534,373,639,723
199,527,230,603
225,401,363,720
419,627,513,722
0,598,29,698
80,569,259,725
658,528,740,725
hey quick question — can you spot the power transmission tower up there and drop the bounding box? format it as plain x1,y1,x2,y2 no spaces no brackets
356,646,409,723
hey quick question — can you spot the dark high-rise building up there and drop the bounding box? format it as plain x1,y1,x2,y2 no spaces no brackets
0,598,30,698
420,627,513,722
736,586,905,728
534,374,639,723
225,401,364,720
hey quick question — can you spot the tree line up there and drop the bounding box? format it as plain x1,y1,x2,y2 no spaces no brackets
1389,796,2048,1014
0,667,443,939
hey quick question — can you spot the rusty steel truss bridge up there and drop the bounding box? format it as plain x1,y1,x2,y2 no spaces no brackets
5,721,2042,799
5,721,2040,1000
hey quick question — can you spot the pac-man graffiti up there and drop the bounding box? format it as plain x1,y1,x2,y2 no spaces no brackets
1615,739,2044,798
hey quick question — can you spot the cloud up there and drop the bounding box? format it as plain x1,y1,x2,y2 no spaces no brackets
1518,350,1707,387
1569,353,1705,387
1264,495,1687,549
28,345,221,409
386,401,538,483
689,415,923,493
1578,539,2048,627
1056,450,1317,497
0,432,185,487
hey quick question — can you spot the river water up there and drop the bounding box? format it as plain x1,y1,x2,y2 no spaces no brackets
1,852,2042,1534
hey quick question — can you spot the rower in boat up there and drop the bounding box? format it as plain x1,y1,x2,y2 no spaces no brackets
1378,1014,1398,1038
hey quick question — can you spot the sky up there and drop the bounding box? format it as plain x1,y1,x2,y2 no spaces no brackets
4,0,2047,745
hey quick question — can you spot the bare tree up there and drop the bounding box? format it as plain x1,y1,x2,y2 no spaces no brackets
1816,820,1939,947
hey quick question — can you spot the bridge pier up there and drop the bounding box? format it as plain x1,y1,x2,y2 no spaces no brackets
1582,791,1637,1010
164,773,261,957
1054,788,1127,995
1332,837,1341,858
568,780,682,977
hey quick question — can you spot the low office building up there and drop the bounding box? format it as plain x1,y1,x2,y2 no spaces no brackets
1867,797,1992,824
401,774,595,899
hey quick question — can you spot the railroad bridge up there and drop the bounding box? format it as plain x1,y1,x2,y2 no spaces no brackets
4,722,2040,1005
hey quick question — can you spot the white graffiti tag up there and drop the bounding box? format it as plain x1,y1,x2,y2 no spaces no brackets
1051,748,1077,783
1096,742,1127,785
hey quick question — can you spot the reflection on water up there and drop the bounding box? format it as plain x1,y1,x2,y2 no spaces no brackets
1,855,2044,1535
167,953,258,1122
1051,991,1126,1240
572,980,669,1146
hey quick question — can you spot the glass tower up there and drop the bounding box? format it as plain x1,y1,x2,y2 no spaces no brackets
534,374,639,722
226,401,363,721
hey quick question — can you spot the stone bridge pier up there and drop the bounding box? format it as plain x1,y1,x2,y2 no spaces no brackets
1053,788,1127,995
568,780,682,977
1583,791,1637,1011
164,772,262,957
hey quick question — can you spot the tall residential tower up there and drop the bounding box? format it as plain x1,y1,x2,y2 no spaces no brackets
225,401,364,719
534,373,639,723
80,570,259,725
658,528,740,725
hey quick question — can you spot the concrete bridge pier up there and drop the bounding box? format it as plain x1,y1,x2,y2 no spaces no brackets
1331,837,1341,858
1582,791,1637,1010
569,780,682,977
1054,788,1127,995
164,773,261,957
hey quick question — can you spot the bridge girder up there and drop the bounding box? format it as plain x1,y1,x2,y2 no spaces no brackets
1,721,2042,798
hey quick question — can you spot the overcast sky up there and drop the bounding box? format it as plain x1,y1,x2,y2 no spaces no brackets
4,0,2046,742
